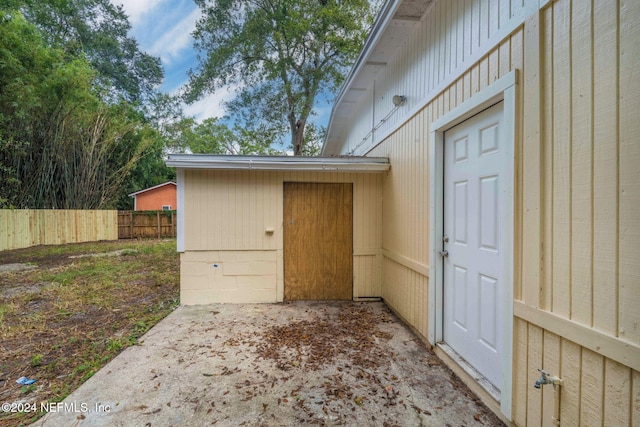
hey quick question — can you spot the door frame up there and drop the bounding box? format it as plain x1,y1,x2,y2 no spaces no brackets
428,70,517,420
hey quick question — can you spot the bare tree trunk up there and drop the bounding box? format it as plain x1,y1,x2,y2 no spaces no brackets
290,118,307,156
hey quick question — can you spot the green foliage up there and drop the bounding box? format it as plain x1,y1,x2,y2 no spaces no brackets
0,2,170,209
21,384,37,394
189,118,283,155
187,0,378,155
31,353,44,367
0,11,157,209
301,122,325,157
114,130,176,210
15,0,163,102
179,117,232,154
168,116,284,156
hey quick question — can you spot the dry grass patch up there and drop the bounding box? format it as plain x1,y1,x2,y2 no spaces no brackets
0,239,179,426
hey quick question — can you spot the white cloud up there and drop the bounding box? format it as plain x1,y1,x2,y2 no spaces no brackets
149,8,201,65
110,0,163,25
182,86,239,122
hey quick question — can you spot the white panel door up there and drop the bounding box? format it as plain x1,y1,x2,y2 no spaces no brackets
443,102,507,391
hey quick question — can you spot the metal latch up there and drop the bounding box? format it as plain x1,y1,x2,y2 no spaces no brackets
439,250,449,258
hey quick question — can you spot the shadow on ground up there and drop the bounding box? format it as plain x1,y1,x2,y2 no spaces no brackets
33,302,504,426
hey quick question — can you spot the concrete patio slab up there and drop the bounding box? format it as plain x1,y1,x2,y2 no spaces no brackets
33,302,504,426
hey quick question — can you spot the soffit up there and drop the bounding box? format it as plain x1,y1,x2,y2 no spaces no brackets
323,0,433,154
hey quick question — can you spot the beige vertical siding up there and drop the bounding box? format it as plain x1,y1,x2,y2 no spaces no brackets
618,0,640,351
182,170,383,300
354,0,639,424
534,0,640,346
184,170,281,251
513,318,639,427
382,257,429,337
510,1,640,422
369,24,523,345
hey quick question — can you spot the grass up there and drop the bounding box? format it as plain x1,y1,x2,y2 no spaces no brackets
0,239,179,427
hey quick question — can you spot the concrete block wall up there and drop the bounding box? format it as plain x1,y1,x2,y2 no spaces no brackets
180,250,281,304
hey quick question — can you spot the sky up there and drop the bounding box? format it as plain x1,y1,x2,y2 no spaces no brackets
110,0,333,127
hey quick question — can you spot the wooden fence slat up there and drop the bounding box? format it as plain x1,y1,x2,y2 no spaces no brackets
0,210,118,251
1,210,175,250
117,210,177,239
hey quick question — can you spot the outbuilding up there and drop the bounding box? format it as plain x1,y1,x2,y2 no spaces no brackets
166,155,389,304
128,181,177,211
168,0,639,425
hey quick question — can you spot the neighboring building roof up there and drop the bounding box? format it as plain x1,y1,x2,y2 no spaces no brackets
323,0,434,154
165,154,390,173
128,181,177,198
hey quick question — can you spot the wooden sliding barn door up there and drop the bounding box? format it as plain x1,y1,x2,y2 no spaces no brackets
284,182,353,301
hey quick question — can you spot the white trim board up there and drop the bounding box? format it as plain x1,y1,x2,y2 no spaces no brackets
514,302,640,372
166,155,390,173
428,70,518,421
128,181,176,197
176,168,185,253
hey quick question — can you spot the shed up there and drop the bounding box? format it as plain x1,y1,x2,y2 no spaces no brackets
166,155,389,304
168,0,640,424
128,181,177,211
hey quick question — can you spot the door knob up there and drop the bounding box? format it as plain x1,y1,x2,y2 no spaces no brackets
440,250,449,258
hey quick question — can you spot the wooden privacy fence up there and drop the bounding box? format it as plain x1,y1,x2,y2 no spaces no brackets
0,210,118,251
118,210,177,239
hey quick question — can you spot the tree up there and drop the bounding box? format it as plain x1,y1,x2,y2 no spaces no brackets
5,0,163,103
113,93,180,209
170,117,283,156
186,0,377,155
300,122,325,156
0,11,156,209
114,132,176,210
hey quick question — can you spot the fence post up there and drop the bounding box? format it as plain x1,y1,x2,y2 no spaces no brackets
130,211,134,238
157,210,161,238
171,211,175,237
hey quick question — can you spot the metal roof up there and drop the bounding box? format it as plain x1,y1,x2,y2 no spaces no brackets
323,0,433,154
165,154,390,173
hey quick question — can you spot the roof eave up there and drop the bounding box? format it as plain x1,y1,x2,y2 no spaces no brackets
165,155,390,173
322,0,402,155
127,181,177,198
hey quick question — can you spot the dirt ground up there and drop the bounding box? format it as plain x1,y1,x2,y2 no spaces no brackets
32,302,505,427
0,239,180,427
